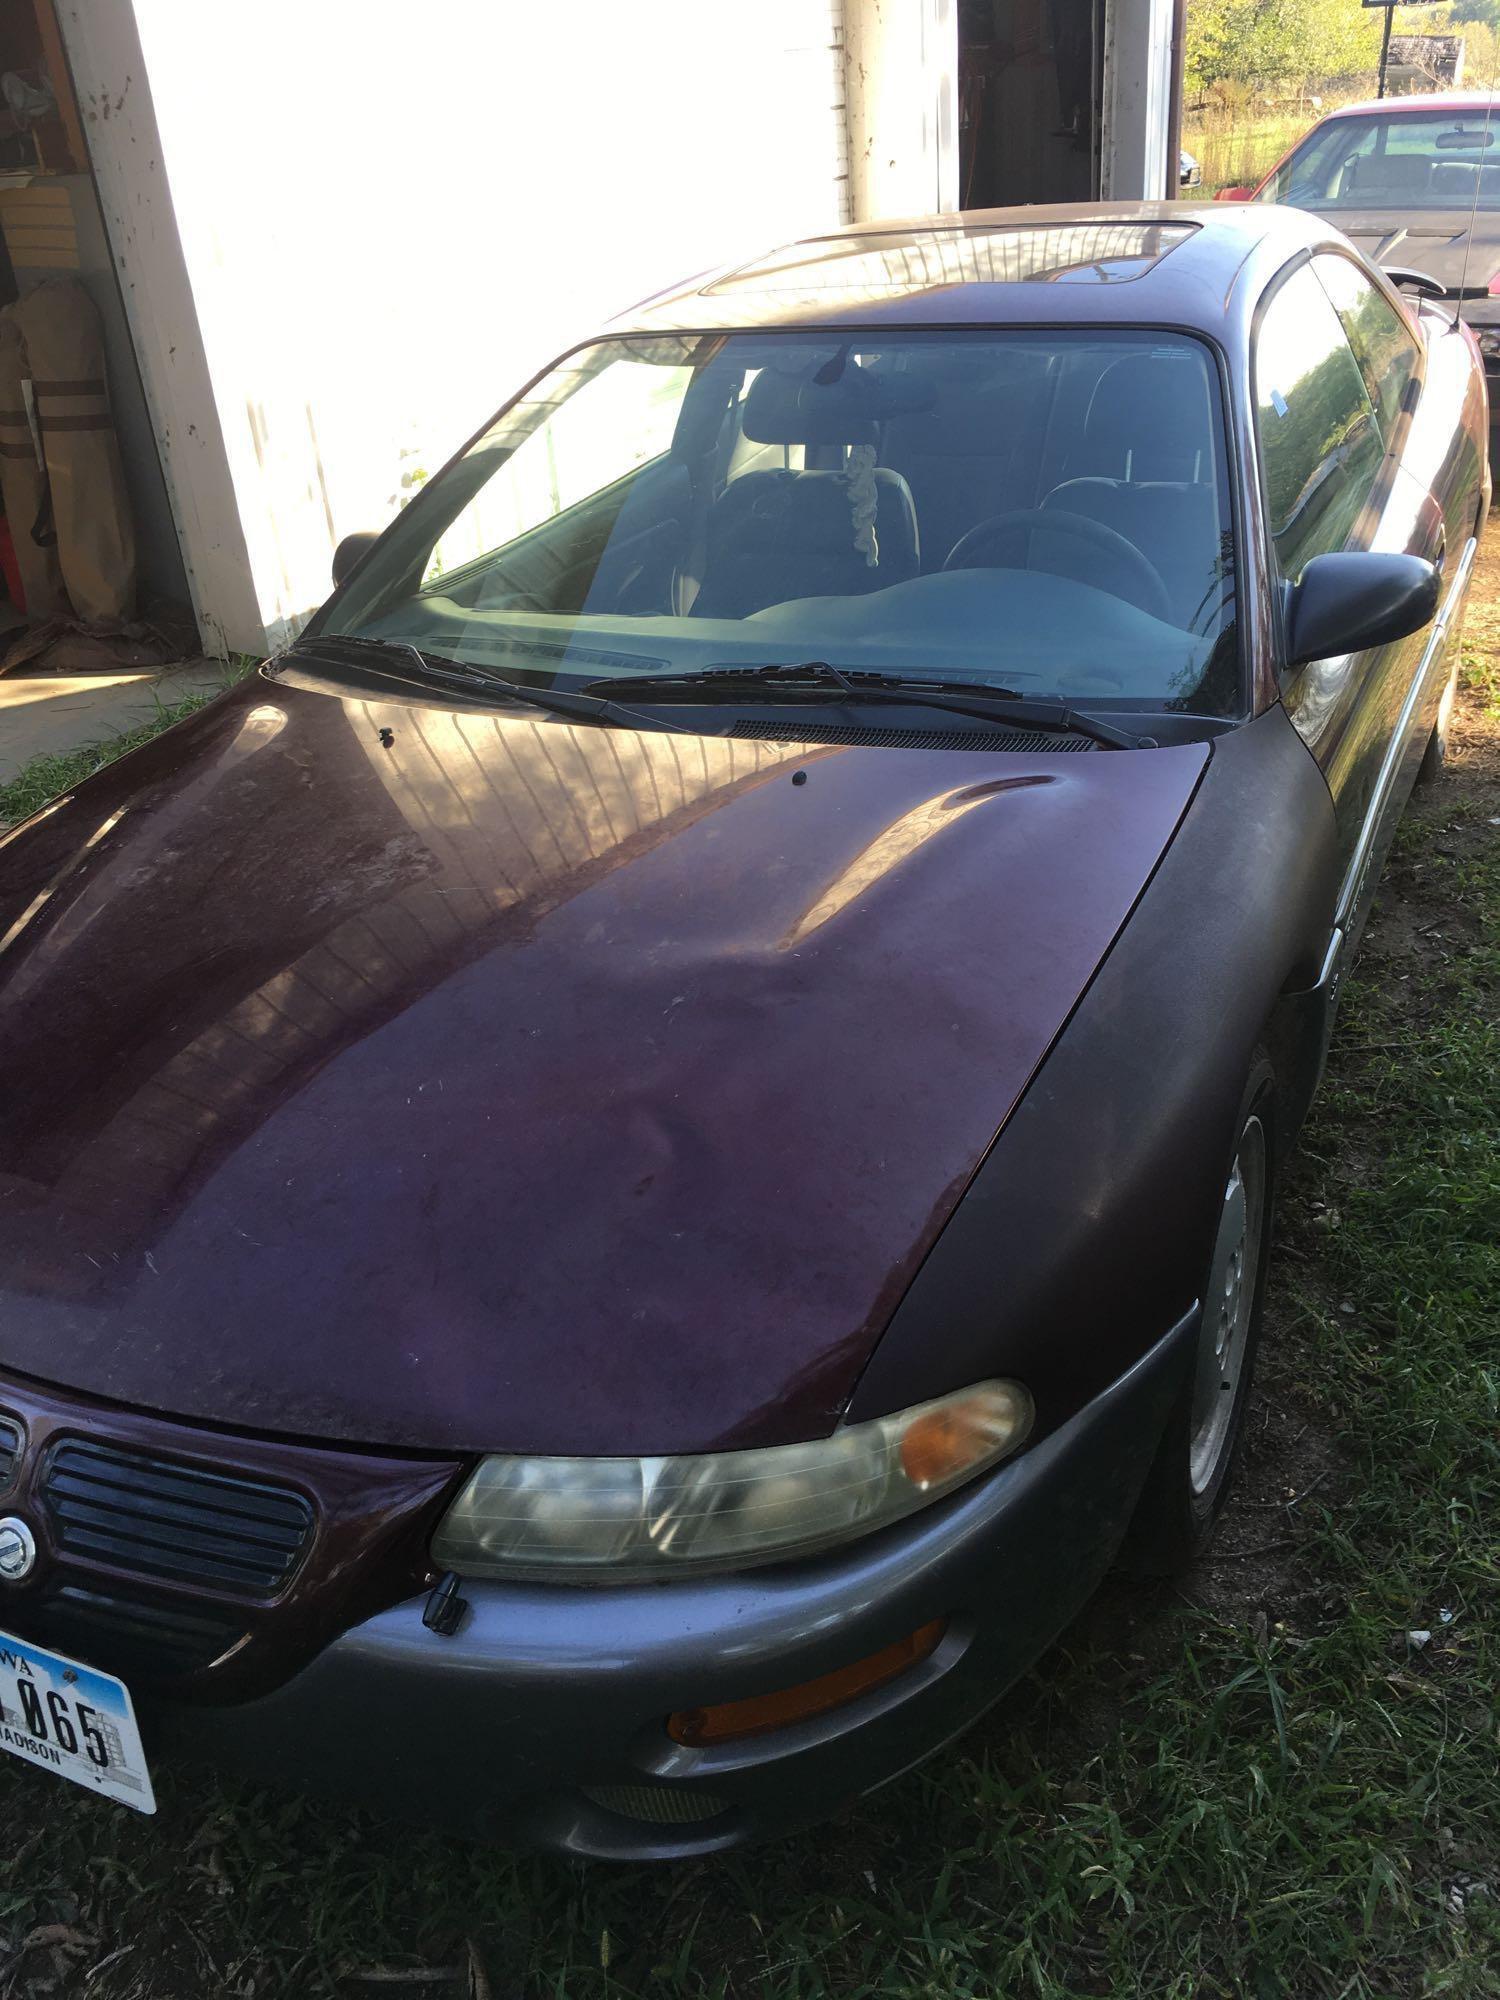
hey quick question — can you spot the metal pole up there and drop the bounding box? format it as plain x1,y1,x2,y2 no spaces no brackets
1377,1,1394,98
1166,0,1187,197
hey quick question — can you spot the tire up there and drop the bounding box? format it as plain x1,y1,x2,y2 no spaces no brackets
1121,1053,1278,1575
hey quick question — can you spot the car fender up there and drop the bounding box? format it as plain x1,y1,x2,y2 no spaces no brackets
844,704,1341,1434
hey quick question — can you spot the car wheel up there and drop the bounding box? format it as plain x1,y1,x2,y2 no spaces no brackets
1121,1056,1276,1574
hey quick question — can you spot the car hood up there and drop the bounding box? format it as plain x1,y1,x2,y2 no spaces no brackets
0,678,1206,1455
1303,205,1500,288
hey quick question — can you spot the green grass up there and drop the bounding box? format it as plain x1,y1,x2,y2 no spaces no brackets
1180,95,1373,197
1462,637,1500,721
1182,109,1310,195
0,663,1497,1995
0,660,259,832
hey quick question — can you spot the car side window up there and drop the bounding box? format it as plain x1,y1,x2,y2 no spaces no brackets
1255,263,1384,581
1313,254,1421,446
1265,121,1377,205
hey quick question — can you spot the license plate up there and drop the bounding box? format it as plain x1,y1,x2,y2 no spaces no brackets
0,1629,156,1814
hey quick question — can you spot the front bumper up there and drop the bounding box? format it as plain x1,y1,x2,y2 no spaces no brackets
153,1312,1194,1858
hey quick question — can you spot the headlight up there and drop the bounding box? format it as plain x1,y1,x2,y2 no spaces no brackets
430,1379,1033,1581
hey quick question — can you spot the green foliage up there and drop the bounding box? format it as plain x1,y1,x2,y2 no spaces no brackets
1186,0,1500,95
1187,0,1383,93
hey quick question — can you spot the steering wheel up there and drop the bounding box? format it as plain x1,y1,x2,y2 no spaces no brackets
942,507,1173,625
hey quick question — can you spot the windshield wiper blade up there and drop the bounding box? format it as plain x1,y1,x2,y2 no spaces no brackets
289,632,438,680
285,633,689,732
582,660,882,699
581,660,1141,749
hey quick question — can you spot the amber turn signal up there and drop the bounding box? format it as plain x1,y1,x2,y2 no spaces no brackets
667,1619,946,1747
900,1403,1000,1488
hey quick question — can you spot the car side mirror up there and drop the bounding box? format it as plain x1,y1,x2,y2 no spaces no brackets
1384,265,1446,302
332,531,378,587
1215,185,1255,202
1285,552,1439,668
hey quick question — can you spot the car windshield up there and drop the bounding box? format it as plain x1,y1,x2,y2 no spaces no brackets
1261,107,1500,211
321,328,1239,717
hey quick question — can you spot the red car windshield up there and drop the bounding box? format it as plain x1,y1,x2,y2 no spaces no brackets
1261,108,1500,211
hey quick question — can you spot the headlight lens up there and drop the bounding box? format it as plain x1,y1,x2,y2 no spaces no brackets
431,1379,1033,1581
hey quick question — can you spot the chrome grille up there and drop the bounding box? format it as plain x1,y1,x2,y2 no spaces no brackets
0,1416,19,1493
41,1440,313,1598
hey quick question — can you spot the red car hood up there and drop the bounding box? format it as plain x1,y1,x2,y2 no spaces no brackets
0,679,1206,1453
1301,206,1500,289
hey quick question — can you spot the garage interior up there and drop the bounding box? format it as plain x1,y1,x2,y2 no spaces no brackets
0,0,194,677
959,0,1105,209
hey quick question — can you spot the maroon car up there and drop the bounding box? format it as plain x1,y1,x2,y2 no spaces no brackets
0,202,1485,1855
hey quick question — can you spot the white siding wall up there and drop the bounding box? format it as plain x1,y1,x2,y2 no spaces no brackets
67,0,855,654
1101,0,1178,200
843,0,957,222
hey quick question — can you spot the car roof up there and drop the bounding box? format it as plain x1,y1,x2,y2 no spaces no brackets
1319,91,1500,119
613,201,1323,339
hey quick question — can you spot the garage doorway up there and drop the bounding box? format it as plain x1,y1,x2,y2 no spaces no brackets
0,0,194,659
958,0,1104,209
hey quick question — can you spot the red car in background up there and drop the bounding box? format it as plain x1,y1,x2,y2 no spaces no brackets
1219,93,1500,392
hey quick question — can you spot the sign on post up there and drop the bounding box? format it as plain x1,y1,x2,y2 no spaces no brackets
1363,0,1443,100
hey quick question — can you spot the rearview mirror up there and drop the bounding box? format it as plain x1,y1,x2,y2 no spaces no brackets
332,531,378,587
1285,552,1439,668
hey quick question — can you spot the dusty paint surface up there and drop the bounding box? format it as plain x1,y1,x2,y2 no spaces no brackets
0,680,1205,1453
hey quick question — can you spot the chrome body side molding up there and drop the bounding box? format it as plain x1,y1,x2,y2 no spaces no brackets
1334,530,1476,943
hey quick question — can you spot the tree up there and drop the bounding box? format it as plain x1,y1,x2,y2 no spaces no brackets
1186,0,1385,94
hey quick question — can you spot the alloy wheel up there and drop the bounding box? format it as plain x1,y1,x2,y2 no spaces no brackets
1188,1114,1267,1496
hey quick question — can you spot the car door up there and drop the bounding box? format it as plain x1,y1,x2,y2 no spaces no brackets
1254,258,1438,899
1315,249,1484,827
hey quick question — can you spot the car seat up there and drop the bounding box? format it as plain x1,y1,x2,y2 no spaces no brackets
689,366,920,617
1042,352,1224,630
1343,153,1434,200
879,346,1055,570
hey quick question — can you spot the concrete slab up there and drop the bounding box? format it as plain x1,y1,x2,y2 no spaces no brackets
0,660,238,784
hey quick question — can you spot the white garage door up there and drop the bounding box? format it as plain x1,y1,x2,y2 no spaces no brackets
106,0,855,647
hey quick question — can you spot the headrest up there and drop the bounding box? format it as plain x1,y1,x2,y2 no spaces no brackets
741,359,934,445
883,349,1051,457
1082,353,1214,483
1350,153,1432,196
